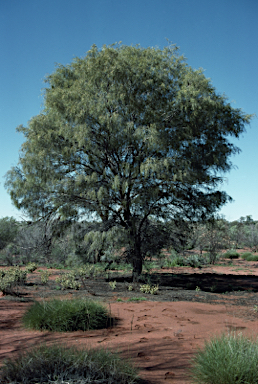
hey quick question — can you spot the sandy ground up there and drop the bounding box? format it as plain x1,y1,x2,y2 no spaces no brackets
1,260,258,384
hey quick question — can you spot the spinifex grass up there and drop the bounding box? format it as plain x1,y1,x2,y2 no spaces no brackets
22,298,112,332
0,343,140,384
189,332,258,384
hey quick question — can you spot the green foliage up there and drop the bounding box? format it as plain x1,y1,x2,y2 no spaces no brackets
164,250,185,267
0,343,139,384
190,332,258,384
5,43,252,278
0,216,18,251
0,266,27,295
242,253,258,261
164,251,208,268
224,250,239,259
25,262,37,273
55,271,81,290
185,254,208,268
139,283,159,294
55,264,103,290
109,280,117,290
240,251,253,259
22,298,111,332
40,269,51,284
128,297,147,302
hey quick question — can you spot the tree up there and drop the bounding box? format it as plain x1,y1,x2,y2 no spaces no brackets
5,43,252,279
0,217,19,251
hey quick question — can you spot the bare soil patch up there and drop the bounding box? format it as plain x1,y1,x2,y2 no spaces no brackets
1,259,258,384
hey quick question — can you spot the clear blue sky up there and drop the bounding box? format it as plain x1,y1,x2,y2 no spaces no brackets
0,0,257,221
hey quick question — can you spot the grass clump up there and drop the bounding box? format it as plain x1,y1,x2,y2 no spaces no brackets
22,298,112,332
223,250,239,259
0,343,140,384
241,252,258,261
190,332,258,384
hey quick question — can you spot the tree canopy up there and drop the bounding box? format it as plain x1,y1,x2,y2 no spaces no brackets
5,43,252,277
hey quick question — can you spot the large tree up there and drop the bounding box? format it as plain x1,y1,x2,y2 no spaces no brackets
5,43,252,278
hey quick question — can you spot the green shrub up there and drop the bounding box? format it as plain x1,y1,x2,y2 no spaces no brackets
55,271,81,290
40,270,51,284
139,283,159,294
223,250,239,259
164,251,185,267
109,280,117,290
190,332,258,384
55,265,103,290
22,298,111,331
25,262,37,273
185,254,208,268
0,266,27,295
241,252,258,261
240,251,253,260
0,344,139,384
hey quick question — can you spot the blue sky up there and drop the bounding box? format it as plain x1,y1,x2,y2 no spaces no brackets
0,0,257,221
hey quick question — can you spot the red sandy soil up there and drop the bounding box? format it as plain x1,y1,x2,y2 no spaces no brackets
1,260,258,384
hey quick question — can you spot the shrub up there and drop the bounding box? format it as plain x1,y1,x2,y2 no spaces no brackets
0,266,27,295
189,332,258,384
140,283,159,294
22,298,111,332
25,262,37,273
55,265,103,290
241,252,258,261
223,250,239,259
240,252,253,260
164,251,185,267
0,344,139,384
55,271,81,290
109,280,117,290
40,270,51,284
185,254,207,268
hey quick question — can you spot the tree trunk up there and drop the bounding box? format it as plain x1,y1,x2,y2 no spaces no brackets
132,254,143,282
131,236,143,282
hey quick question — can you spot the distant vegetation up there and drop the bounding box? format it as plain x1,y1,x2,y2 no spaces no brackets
0,215,258,273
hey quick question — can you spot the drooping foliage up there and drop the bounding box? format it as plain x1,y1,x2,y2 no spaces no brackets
5,43,252,277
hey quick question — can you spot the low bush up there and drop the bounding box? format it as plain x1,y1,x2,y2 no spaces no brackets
189,332,258,384
164,252,185,268
240,251,253,260
55,265,104,290
22,298,112,332
40,269,51,284
139,283,159,294
25,262,37,273
241,252,258,261
0,343,140,384
55,271,81,290
185,254,208,268
223,250,239,259
0,266,27,295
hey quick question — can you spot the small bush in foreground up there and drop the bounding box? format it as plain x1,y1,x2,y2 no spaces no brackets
223,250,239,259
22,298,111,331
189,332,258,384
0,343,140,384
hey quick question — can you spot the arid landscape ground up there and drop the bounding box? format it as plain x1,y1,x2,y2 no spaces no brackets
1,256,258,384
